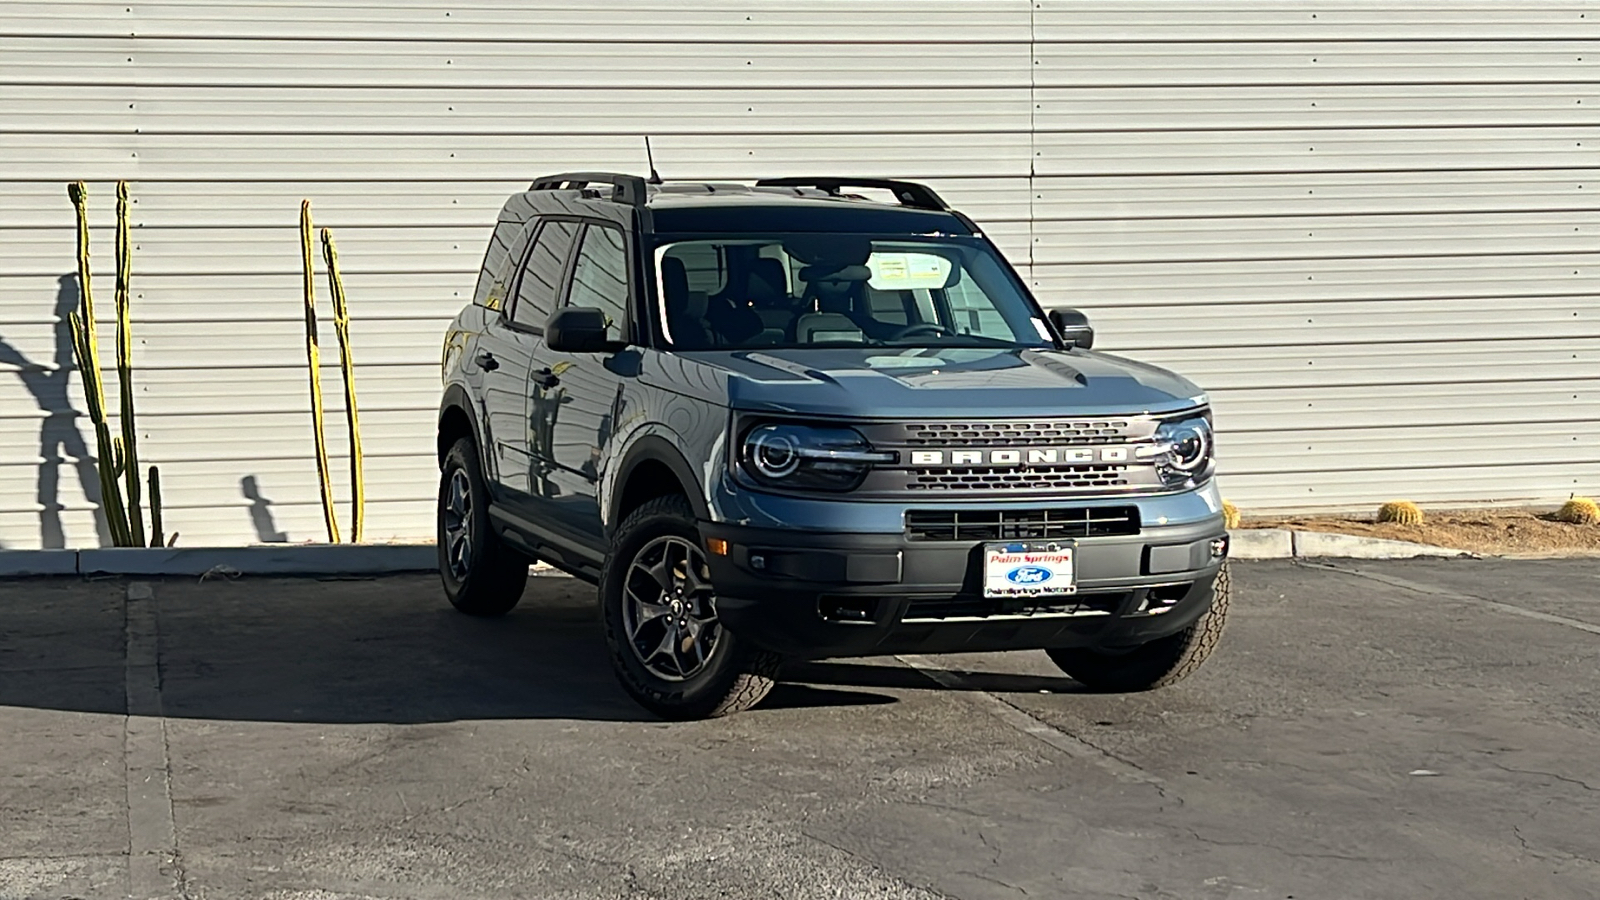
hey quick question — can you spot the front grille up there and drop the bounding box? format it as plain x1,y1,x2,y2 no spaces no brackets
905,420,1130,447
907,465,1129,492
906,506,1140,542
903,591,1130,621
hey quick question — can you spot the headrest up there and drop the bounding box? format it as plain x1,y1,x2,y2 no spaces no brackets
747,258,788,305
799,264,871,283
660,256,688,301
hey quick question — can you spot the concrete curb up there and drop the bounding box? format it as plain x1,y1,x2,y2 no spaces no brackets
1229,529,1472,561
0,549,81,576
1,544,437,577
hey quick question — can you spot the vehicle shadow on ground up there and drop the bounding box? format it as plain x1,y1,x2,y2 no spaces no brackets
0,575,909,725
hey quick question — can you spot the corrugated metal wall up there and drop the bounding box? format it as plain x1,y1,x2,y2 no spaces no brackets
1,1,1596,549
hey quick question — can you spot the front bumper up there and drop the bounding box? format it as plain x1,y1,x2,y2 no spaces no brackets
701,513,1228,659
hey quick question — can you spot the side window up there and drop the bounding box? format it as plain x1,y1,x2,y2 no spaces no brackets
566,224,630,341
510,219,580,330
472,220,527,311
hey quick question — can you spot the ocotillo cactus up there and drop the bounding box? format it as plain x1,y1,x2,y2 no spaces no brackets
300,200,340,544
65,180,166,549
114,181,145,547
321,227,365,543
67,182,132,547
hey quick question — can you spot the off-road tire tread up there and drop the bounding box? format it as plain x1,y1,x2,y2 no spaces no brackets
439,437,529,617
601,494,780,720
1049,561,1231,692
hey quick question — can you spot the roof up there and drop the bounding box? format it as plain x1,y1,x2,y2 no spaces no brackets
523,173,977,236
646,189,975,236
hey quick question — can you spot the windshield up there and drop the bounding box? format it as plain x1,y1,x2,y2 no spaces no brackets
651,234,1055,351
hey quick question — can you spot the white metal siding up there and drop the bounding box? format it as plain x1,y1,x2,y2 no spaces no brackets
0,1,1595,549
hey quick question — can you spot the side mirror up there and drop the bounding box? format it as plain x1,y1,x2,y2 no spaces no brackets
546,307,624,354
1048,308,1095,350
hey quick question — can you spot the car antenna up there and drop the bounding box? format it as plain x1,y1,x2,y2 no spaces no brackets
644,136,663,185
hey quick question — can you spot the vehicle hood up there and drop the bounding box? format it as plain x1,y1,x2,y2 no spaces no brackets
662,346,1206,419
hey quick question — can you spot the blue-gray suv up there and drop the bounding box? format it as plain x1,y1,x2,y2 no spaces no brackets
437,173,1231,719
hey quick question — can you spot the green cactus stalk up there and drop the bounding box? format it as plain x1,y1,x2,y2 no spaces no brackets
301,200,340,543
147,466,164,548
321,227,364,543
67,182,133,547
115,181,145,547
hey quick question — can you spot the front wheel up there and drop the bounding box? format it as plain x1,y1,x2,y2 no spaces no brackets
599,495,780,720
1047,562,1231,692
438,437,530,617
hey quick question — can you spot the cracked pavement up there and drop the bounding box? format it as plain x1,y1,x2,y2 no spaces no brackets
2,559,1598,899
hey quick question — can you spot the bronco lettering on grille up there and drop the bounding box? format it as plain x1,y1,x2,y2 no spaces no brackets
909,446,1133,466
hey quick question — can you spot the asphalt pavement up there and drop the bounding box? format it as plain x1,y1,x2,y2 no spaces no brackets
1,559,1597,900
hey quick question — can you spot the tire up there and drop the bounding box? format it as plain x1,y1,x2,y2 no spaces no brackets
438,437,530,617
1047,561,1231,692
600,494,780,720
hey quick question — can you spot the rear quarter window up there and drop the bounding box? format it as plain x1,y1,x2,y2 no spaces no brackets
473,219,533,311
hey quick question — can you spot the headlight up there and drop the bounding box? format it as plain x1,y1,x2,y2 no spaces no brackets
738,422,895,492
1148,415,1214,484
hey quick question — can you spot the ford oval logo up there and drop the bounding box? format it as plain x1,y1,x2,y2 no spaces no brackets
1006,566,1053,585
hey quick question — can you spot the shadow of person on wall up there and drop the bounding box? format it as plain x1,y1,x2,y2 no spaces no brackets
240,475,288,542
0,274,110,548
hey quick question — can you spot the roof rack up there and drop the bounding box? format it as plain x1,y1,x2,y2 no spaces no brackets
754,177,950,212
529,172,648,206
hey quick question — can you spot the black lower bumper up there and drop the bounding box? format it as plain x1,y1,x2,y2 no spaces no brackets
700,519,1228,659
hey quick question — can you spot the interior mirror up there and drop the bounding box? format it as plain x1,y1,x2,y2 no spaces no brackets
1047,308,1095,350
546,307,624,353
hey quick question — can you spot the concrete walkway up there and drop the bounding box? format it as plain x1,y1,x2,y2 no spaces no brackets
2,560,1597,899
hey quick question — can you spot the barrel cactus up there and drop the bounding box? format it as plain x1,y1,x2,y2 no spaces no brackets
1377,501,1425,525
1555,498,1600,525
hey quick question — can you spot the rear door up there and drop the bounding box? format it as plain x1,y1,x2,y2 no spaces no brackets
481,217,580,503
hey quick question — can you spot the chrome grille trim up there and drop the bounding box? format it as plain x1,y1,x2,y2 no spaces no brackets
904,420,1134,447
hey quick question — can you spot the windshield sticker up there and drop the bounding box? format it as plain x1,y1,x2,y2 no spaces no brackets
865,252,953,290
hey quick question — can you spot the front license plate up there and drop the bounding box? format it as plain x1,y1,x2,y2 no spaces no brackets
983,542,1077,598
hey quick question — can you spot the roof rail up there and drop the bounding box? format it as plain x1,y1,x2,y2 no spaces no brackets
754,177,950,212
529,172,648,206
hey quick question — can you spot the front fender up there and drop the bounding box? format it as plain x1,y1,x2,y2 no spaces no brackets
604,427,714,533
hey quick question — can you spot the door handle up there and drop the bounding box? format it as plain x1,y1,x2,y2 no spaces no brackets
476,352,499,372
531,367,560,390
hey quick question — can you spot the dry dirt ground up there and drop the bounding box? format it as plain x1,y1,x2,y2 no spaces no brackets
1242,507,1600,557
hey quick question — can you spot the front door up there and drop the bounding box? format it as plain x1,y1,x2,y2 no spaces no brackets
527,222,635,547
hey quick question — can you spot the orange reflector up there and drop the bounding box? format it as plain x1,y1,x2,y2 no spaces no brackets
706,537,730,556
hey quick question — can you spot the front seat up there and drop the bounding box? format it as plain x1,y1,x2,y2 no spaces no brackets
793,264,868,343
746,258,796,342
660,257,712,348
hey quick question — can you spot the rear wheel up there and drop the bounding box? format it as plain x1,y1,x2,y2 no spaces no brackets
438,437,530,617
600,495,779,719
1047,562,1231,692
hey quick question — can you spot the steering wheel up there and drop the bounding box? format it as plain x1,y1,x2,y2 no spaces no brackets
889,323,955,340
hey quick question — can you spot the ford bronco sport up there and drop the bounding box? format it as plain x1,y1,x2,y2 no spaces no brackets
437,173,1230,719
